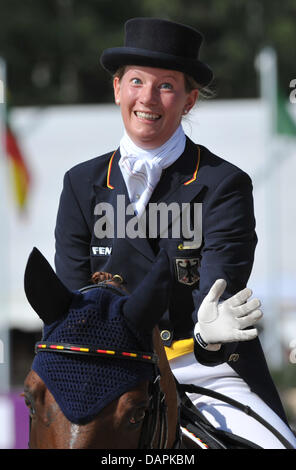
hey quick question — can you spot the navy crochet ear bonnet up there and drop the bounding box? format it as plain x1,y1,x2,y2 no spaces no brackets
25,248,172,425
32,288,155,424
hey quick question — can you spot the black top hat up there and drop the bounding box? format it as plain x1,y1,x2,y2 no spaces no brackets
100,17,213,87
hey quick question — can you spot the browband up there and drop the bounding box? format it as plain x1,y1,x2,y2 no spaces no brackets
35,341,159,364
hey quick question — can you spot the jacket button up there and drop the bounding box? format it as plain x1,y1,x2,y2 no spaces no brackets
160,330,171,341
228,353,239,362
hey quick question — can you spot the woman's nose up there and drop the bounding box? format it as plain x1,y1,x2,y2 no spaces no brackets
139,84,158,106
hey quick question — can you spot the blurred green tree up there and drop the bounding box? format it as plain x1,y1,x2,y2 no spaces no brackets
0,0,295,105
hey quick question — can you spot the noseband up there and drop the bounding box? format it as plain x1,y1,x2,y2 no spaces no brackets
33,281,171,449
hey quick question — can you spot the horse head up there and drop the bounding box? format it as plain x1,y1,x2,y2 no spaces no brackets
23,248,179,449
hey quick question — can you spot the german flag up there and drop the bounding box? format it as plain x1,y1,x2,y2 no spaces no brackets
6,122,31,210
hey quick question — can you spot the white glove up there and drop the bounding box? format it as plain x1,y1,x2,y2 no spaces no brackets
194,279,263,350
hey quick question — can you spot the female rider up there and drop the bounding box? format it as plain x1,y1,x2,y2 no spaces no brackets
54,17,296,448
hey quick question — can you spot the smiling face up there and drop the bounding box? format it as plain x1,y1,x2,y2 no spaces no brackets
113,66,199,149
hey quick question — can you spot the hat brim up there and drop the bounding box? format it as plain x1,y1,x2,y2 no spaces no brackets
100,47,213,87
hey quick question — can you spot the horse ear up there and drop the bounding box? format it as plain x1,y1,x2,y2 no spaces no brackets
24,247,74,325
123,249,172,332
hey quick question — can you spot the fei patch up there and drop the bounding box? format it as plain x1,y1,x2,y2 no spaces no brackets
175,258,200,286
92,246,112,256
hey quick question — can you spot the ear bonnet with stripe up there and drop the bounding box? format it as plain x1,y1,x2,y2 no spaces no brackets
24,247,172,424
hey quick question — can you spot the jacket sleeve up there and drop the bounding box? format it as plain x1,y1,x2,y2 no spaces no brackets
193,169,258,365
54,171,92,290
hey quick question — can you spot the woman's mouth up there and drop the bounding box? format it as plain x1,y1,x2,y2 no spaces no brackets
135,111,161,121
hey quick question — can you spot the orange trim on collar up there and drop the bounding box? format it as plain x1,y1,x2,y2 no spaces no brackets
107,145,200,189
106,150,116,189
183,146,201,186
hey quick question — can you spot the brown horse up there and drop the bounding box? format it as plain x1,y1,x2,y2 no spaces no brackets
23,248,184,449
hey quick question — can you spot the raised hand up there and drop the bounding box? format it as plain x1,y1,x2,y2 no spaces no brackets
194,279,263,349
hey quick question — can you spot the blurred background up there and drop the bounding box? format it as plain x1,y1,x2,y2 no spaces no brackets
0,0,296,448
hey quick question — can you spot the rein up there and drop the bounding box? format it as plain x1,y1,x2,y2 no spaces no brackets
177,382,294,449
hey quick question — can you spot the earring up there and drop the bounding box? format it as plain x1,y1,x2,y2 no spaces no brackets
183,109,188,115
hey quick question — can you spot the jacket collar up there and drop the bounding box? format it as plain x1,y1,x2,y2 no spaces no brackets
102,137,204,196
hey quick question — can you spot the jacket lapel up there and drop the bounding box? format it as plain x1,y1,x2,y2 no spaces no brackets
151,138,204,200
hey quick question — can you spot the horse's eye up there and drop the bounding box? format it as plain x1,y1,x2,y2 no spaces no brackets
22,392,36,418
129,407,147,426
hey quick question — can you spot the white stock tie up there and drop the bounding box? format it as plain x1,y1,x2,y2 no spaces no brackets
119,125,186,217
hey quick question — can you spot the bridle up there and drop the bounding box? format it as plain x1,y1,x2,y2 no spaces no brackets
32,281,174,449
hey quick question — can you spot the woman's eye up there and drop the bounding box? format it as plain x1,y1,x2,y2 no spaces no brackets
160,82,173,90
131,78,142,85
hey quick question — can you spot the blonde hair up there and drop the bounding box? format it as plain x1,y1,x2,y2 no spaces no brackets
184,74,214,100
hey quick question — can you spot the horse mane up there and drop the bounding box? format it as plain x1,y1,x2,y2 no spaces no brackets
91,271,113,284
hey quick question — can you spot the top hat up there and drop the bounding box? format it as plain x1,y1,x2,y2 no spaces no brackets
100,17,213,87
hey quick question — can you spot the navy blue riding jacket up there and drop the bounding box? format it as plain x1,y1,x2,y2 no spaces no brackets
54,136,287,423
